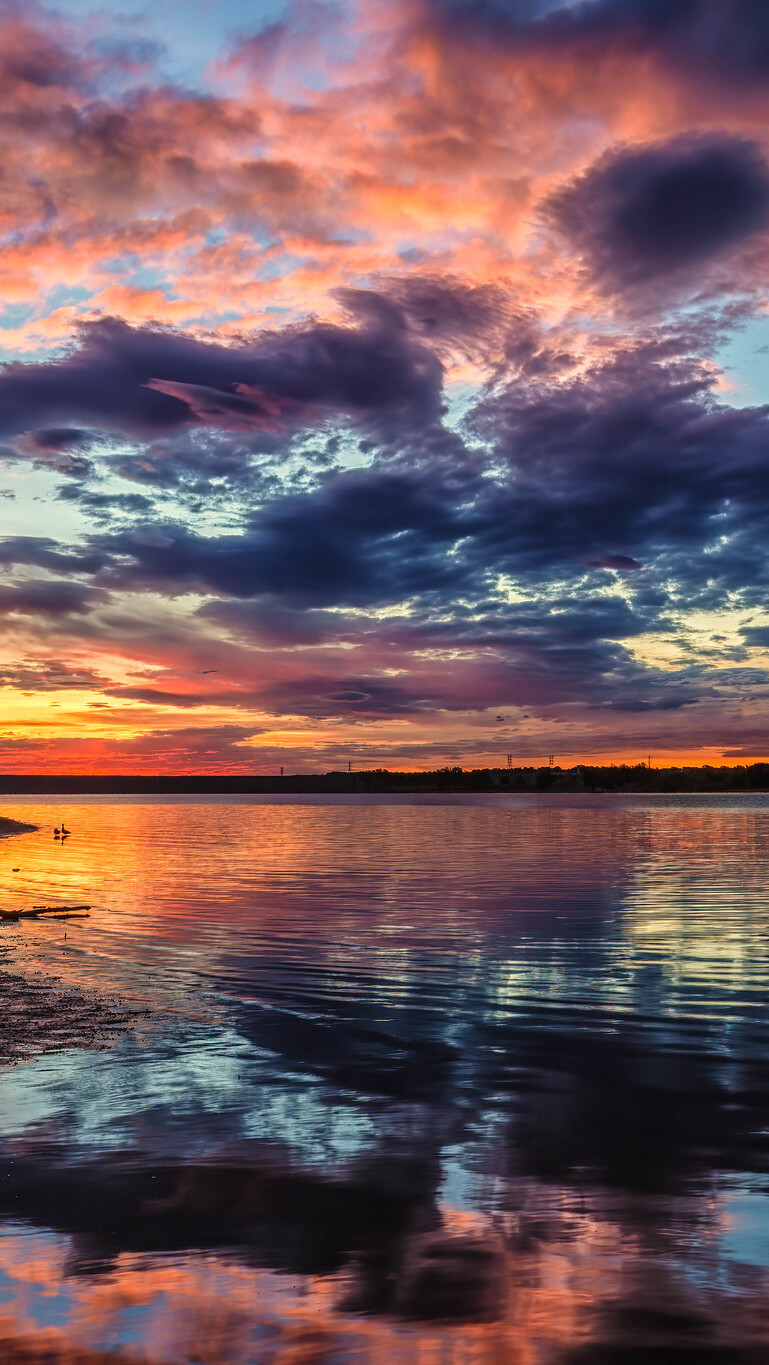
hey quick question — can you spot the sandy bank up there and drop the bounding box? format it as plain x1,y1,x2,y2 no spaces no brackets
0,816,37,838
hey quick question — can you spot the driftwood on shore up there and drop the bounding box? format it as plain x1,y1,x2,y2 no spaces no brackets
32,904,91,912
0,906,92,922
33,912,90,919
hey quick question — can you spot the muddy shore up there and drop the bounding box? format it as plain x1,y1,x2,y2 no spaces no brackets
0,815,38,838
0,963,140,1067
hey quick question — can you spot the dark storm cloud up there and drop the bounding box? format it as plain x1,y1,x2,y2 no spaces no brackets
741,626,769,647
0,298,442,446
100,427,330,505
60,327,769,642
394,596,661,649
249,652,698,720
548,135,769,292
0,579,105,616
12,427,95,476
200,592,695,718
254,675,439,718
465,336,769,599
4,277,769,723
367,278,574,374
424,0,769,87
103,687,216,708
584,554,642,571
91,467,473,605
58,489,156,517
200,598,345,647
0,536,106,575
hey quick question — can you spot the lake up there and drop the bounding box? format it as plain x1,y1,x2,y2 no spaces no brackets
0,793,768,1364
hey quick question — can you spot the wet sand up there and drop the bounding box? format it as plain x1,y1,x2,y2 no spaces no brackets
0,962,140,1067
0,815,38,838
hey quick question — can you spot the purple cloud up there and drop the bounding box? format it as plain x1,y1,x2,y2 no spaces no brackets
548,135,769,294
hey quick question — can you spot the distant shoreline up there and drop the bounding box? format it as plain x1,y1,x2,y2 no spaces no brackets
0,765,768,795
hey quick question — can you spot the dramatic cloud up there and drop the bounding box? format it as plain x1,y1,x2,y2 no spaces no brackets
89,465,471,604
0,0,767,768
421,0,769,88
0,580,105,616
0,302,443,446
0,659,108,691
466,335,769,595
549,135,769,294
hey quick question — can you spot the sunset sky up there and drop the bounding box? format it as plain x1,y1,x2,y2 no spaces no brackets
3,0,769,771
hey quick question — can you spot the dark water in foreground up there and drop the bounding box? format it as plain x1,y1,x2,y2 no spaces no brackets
1,794,769,1363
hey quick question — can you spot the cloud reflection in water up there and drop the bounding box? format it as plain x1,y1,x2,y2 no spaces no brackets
0,796,768,1360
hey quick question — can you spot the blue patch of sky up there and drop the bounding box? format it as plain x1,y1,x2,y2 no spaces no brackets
44,282,96,311
100,254,144,276
0,304,36,334
0,467,92,540
716,314,769,408
53,0,288,88
0,284,98,353
445,378,488,429
256,251,313,282
244,225,282,252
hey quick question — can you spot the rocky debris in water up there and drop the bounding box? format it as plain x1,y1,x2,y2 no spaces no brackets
0,964,140,1067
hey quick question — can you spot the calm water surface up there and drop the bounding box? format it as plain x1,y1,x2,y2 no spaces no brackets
0,794,768,1363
